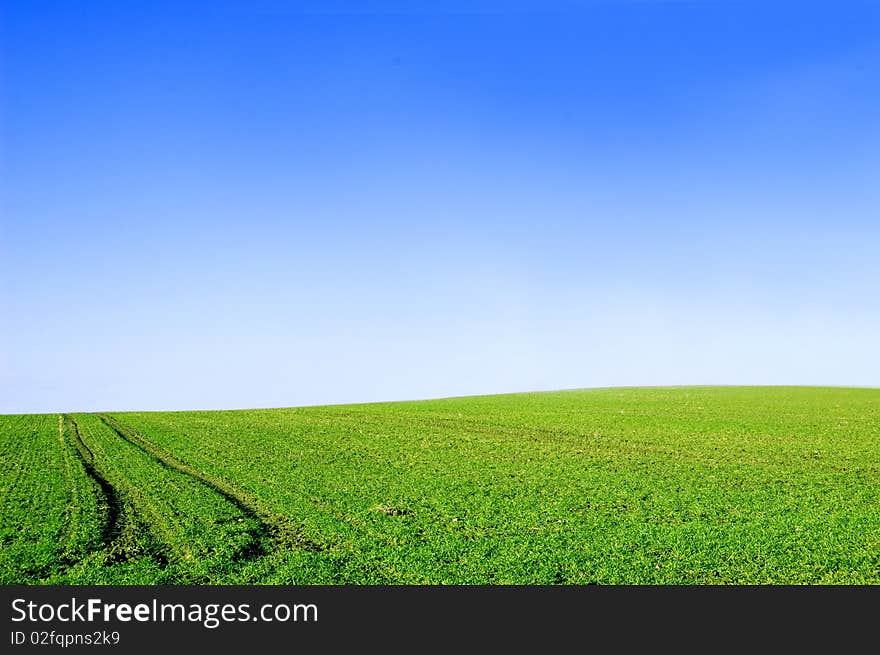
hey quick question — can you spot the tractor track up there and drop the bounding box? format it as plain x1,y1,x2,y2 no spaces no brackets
64,415,126,550
98,414,323,554
60,414,169,571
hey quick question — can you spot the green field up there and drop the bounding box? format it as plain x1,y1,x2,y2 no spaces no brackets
2,387,879,584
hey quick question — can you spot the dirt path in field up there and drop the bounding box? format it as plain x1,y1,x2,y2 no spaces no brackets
98,414,322,554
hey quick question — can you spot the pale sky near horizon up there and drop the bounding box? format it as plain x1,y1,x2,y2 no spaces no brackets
2,1,879,413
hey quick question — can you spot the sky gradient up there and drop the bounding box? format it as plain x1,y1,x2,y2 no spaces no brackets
2,1,879,413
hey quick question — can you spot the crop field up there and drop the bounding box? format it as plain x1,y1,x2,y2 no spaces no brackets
2,386,879,584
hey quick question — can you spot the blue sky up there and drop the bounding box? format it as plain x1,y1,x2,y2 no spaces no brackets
1,1,878,413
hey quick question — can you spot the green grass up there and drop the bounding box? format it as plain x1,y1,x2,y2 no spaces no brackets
1,414,88,582
2,387,879,583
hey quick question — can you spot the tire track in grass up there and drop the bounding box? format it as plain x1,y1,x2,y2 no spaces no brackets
74,414,261,575
56,415,94,563
64,415,166,566
98,414,323,555
65,415,125,550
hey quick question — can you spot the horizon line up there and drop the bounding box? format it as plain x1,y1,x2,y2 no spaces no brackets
4,383,878,417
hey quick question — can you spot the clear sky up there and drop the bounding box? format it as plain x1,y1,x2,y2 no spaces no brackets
1,1,878,413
